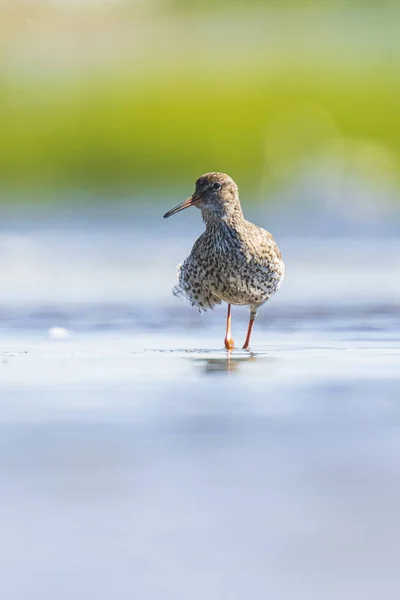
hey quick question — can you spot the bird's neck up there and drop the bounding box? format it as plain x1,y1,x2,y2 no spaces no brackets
202,204,245,233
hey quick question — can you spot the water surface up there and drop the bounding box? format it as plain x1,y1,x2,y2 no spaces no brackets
0,210,399,599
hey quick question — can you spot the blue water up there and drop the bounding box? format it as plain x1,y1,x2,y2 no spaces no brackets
0,208,399,599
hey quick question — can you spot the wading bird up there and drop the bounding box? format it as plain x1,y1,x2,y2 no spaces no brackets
164,173,284,350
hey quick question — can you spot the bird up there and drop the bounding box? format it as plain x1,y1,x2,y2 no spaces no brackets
163,172,284,350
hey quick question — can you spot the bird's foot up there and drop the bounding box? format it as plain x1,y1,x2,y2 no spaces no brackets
224,337,235,351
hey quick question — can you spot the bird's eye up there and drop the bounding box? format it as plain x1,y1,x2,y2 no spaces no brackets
212,182,221,191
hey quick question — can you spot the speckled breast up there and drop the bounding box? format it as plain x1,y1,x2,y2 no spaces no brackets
205,251,284,306
179,245,283,311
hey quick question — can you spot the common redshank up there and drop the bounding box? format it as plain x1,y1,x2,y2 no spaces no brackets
163,173,284,350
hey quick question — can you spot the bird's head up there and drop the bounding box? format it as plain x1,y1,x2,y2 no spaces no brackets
163,172,242,222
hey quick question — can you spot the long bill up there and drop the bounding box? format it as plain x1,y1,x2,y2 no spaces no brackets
163,194,200,218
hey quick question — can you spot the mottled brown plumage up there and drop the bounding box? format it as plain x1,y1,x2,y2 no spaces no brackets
164,172,284,349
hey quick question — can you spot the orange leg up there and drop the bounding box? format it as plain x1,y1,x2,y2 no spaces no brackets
224,304,235,350
242,312,256,350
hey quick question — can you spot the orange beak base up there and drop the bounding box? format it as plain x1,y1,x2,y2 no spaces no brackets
163,195,200,218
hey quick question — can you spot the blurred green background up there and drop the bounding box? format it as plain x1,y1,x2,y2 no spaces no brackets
1,0,400,202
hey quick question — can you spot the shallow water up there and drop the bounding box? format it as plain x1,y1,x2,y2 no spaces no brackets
0,209,399,599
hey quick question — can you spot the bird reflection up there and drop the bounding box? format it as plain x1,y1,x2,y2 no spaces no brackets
196,352,258,375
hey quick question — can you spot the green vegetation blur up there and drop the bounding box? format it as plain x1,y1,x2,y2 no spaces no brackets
1,0,399,201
